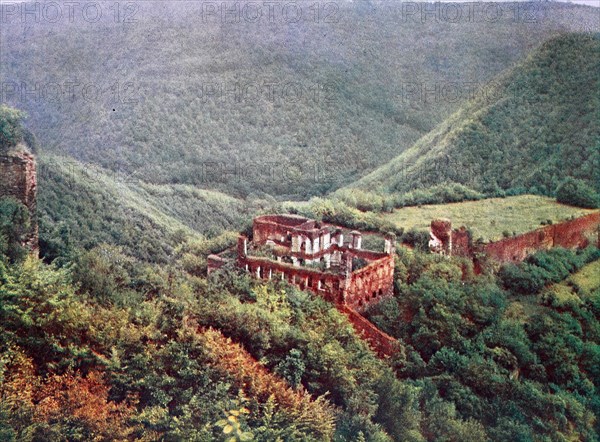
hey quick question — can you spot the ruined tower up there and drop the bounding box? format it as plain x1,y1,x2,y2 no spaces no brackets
0,144,38,252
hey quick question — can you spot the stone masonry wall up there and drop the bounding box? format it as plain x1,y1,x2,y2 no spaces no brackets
483,212,599,263
0,149,38,251
344,254,395,312
339,305,399,358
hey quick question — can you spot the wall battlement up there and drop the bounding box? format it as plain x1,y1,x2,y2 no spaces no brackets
430,212,600,264
209,215,400,358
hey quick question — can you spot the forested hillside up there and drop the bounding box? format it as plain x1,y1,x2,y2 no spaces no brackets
2,200,599,440
2,3,600,440
364,246,600,441
1,2,598,198
36,154,266,262
344,33,600,202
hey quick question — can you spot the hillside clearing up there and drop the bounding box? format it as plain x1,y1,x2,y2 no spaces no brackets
382,195,598,242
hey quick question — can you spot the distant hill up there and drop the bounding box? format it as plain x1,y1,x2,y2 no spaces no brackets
37,154,260,262
1,2,598,199
343,33,600,198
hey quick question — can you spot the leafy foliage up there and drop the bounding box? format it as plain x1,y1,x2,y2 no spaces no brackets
348,34,600,200
0,105,25,152
0,198,31,263
556,177,599,208
365,247,600,440
1,5,597,199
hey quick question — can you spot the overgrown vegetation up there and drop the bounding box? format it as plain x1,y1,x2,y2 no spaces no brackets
0,198,31,263
365,246,600,441
5,180,600,440
347,34,600,201
37,154,264,263
556,177,599,209
1,4,597,199
0,105,25,152
0,230,422,440
2,6,600,441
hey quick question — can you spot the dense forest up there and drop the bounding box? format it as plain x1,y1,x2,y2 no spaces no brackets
1,2,600,440
1,2,598,199
2,194,599,440
342,34,600,209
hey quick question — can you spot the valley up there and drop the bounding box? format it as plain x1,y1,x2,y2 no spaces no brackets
0,2,599,441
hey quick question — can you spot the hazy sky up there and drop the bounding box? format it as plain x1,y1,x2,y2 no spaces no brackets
386,1,599,7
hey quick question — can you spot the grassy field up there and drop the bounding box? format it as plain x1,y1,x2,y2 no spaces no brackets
541,259,600,307
381,195,598,242
567,260,600,297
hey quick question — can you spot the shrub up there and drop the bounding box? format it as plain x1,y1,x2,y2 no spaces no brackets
556,178,599,209
0,105,26,152
400,229,430,252
0,197,31,263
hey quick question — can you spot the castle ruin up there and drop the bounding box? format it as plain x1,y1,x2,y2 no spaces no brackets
235,214,396,312
208,214,399,356
429,213,600,263
0,145,38,252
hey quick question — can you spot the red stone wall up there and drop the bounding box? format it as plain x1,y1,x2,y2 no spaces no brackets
451,228,471,257
344,254,395,312
339,305,399,358
0,150,38,251
240,216,398,359
253,214,310,243
207,254,228,274
240,251,395,310
240,255,346,303
553,213,599,248
483,212,599,263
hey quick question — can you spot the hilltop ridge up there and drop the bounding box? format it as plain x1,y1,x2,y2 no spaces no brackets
343,33,600,199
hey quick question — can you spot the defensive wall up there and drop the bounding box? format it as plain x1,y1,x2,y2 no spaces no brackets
482,212,599,263
0,147,38,251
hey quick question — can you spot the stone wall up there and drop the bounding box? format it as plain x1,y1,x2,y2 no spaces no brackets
450,227,471,257
483,212,599,263
344,254,395,312
207,254,228,274
429,219,471,257
253,214,311,243
238,215,398,359
240,255,346,303
339,305,399,358
240,248,395,311
0,149,38,251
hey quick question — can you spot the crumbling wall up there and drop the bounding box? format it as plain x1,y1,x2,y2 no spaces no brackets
238,216,398,359
240,250,395,311
430,218,452,255
553,212,599,249
483,212,599,263
253,214,310,243
429,219,471,257
339,305,399,358
344,254,395,312
0,149,38,251
207,254,228,274
240,255,346,304
451,227,471,257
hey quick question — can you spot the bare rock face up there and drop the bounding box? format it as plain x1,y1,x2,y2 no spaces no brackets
0,145,38,252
